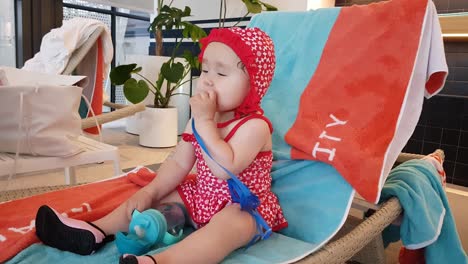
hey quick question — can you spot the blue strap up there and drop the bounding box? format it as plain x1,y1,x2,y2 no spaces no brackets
191,119,272,243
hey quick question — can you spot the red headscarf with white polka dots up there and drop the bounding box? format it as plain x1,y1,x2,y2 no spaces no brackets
198,27,276,119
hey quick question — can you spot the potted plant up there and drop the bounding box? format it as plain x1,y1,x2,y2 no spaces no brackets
110,1,206,147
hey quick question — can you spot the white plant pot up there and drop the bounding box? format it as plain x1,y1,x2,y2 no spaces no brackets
139,107,178,148
125,54,191,135
125,112,142,135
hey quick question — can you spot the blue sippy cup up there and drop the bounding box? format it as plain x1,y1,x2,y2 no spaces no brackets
115,203,185,255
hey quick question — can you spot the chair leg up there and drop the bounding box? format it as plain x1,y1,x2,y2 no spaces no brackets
64,167,76,185
113,159,121,175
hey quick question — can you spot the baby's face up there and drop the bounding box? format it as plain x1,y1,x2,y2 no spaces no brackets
197,42,250,112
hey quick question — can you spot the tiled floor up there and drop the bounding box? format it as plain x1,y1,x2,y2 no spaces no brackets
2,119,467,263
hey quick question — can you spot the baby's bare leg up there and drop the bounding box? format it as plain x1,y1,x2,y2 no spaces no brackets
153,204,257,264
90,202,133,235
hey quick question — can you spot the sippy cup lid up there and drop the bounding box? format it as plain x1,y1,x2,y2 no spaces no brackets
115,209,167,255
115,209,184,255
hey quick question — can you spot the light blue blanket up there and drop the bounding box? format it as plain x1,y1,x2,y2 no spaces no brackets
381,160,468,263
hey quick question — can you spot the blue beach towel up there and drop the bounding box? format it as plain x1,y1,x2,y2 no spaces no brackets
381,160,468,264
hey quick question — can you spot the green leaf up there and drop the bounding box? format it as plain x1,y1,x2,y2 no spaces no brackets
132,67,142,73
193,25,207,40
242,0,262,13
160,5,172,13
181,22,206,42
183,50,201,70
150,13,170,30
259,1,278,11
167,20,174,30
183,6,191,16
170,6,182,16
161,62,185,83
182,26,190,38
182,50,193,60
109,63,137,85
123,79,149,104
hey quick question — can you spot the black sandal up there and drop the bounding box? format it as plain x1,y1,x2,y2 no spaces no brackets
119,255,157,264
35,205,114,255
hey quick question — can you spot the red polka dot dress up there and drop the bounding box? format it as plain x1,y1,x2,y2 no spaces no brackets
176,115,288,232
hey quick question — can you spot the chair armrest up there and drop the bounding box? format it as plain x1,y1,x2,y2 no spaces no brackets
296,197,402,264
81,103,145,129
396,152,425,164
103,101,128,110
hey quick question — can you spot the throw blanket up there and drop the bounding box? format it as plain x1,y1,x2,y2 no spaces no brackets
0,167,155,263
22,17,113,75
380,160,468,263
250,0,448,203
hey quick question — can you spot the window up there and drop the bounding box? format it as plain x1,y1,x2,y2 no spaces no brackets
0,0,15,67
